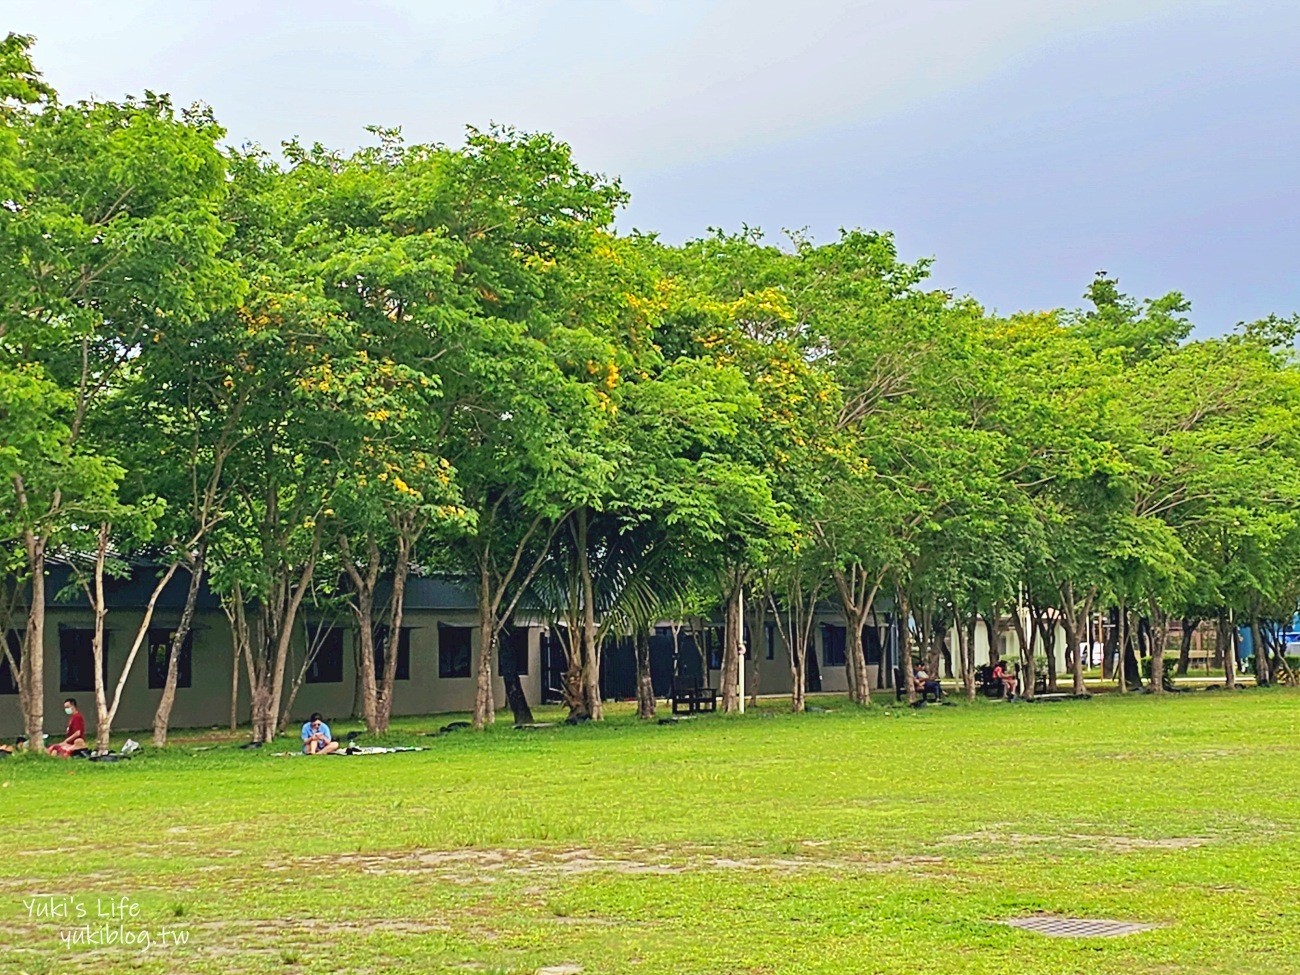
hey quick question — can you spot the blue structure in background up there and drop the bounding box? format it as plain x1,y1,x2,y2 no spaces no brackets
1237,613,1300,664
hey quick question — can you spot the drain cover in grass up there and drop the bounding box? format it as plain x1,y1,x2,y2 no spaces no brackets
1003,917,1157,938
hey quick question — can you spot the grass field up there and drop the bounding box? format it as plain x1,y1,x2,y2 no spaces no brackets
3,690,1300,974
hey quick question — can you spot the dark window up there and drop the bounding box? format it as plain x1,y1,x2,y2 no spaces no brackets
863,626,883,666
373,626,411,681
822,625,847,667
438,624,472,678
147,628,193,690
306,625,344,684
1,630,21,695
765,623,776,661
499,627,529,676
60,628,107,693
706,629,722,670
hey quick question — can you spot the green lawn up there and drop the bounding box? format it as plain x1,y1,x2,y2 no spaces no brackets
3,690,1299,974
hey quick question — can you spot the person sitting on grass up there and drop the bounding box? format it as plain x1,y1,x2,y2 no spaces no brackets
301,713,340,756
992,661,1018,700
48,698,88,757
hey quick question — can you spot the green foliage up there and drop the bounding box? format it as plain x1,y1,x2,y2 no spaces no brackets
5,694,1300,973
5,35,1300,730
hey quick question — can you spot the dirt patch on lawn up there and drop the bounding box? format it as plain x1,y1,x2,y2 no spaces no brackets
940,828,1212,853
267,844,944,881
196,916,453,937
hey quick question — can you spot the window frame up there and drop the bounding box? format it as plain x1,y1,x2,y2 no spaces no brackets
373,625,411,682
305,624,345,685
499,626,530,676
0,630,21,695
438,624,473,679
822,624,847,667
146,627,193,690
59,627,108,693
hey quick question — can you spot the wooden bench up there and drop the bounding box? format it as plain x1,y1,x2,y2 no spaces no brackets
671,677,718,715
974,663,1047,698
974,663,1005,698
894,667,941,703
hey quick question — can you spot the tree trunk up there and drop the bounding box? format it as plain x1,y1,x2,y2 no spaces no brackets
1059,612,1077,694
91,524,111,752
898,589,916,705
1250,614,1268,686
1148,599,1167,695
341,533,381,734
1074,612,1089,695
982,609,1001,665
955,601,975,701
471,506,560,725
249,605,276,744
575,509,602,721
561,622,587,718
1040,611,1058,693
634,628,655,719
228,589,247,732
830,566,878,706
376,533,412,733
790,633,806,714
919,600,935,680
770,578,820,714
1103,605,1119,679
19,535,46,747
1121,611,1143,690
152,544,206,746
1019,611,1040,702
839,615,859,701
1116,604,1128,693
1064,586,1094,697
350,639,364,719
1177,617,1197,676
86,526,180,752
246,547,318,743
257,546,318,743
1023,623,1038,702
230,640,241,732
474,561,498,729
354,590,380,733
1266,625,1294,684
746,581,767,708
1270,628,1296,684
497,622,535,726
844,607,870,705
1007,601,1037,702
721,574,744,713
1223,614,1238,689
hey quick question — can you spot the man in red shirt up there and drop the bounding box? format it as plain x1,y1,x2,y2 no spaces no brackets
48,698,88,757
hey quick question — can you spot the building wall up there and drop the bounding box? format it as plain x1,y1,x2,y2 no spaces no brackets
705,619,892,699
947,619,1070,673
0,606,544,740
2,595,904,740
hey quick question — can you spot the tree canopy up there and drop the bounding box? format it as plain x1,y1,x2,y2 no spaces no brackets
4,34,1299,737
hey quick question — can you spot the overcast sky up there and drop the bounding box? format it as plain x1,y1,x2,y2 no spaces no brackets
8,0,1299,334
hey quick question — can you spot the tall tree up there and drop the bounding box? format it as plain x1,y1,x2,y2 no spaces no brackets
1,41,236,745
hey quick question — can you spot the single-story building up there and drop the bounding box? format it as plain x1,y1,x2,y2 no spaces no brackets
1,567,905,738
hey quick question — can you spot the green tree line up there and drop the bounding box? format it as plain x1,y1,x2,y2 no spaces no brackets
4,36,1299,747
